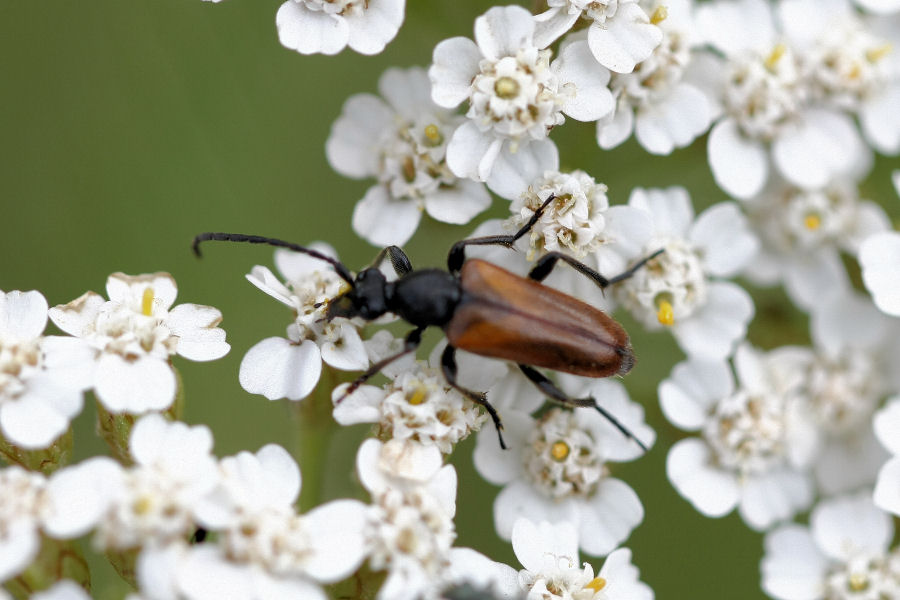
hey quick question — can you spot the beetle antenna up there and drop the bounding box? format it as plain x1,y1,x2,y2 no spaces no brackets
192,233,355,285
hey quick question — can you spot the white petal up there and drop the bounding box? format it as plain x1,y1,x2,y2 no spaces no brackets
0,290,47,340
245,265,294,307
587,3,662,73
105,272,177,312
175,546,254,600
874,457,900,517
326,94,393,178
874,398,900,456
485,138,558,200
0,519,39,582
493,481,578,541
332,384,384,425
474,5,535,61
708,118,768,199
738,469,812,531
378,67,432,116
239,337,322,401
424,180,492,224
772,109,869,189
344,0,404,55
761,525,829,600
672,281,755,360
690,202,758,277
812,492,893,560
167,304,229,361
597,103,635,149
429,37,482,108
95,354,176,413
0,394,70,449
815,426,887,496
31,581,91,600
473,410,533,485
860,85,900,154
446,121,503,181
599,548,653,600
628,186,693,237
352,186,422,246
532,7,580,49
578,478,644,556
855,0,900,11
666,438,740,517
256,443,302,505
783,248,849,312
40,336,96,392
42,457,123,538
659,358,734,431
302,499,369,582
635,83,711,154
48,292,105,338
320,323,368,371
511,518,579,573
274,242,339,281
696,0,776,55
276,1,349,55
553,40,613,121
860,231,900,316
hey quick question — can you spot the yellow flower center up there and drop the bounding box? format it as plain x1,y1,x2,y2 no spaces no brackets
494,76,520,99
407,385,428,405
424,124,443,145
650,5,667,24
141,288,155,317
804,214,821,230
550,440,570,461
765,43,786,71
656,298,675,326
585,577,607,592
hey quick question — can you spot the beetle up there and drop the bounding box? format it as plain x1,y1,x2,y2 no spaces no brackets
193,196,661,451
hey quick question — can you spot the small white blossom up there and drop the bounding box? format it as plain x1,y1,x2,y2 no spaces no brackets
241,245,368,401
276,0,405,56
474,379,653,557
660,344,816,530
613,187,758,359
534,0,663,74
429,5,614,181
326,67,491,246
49,273,229,414
0,290,93,449
761,492,899,600
512,519,653,599
0,466,47,581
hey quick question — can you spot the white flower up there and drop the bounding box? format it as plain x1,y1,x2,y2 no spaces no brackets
779,0,900,154
0,290,93,449
742,177,889,311
30,581,91,600
357,438,459,600
49,273,229,414
474,379,653,557
0,466,47,581
534,0,663,74
429,5,614,181
874,397,900,516
613,187,758,359
660,344,816,530
512,519,653,600
761,492,898,600
698,0,871,198
326,67,491,246
860,168,900,318
855,0,900,12
276,0,404,56
240,245,368,401
597,0,714,154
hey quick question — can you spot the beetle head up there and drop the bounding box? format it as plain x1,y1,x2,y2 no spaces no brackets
326,267,388,321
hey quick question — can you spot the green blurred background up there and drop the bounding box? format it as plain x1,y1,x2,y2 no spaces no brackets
2,1,897,598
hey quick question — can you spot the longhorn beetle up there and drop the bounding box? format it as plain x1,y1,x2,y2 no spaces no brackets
193,196,662,451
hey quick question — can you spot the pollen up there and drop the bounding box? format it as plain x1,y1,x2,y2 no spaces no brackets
803,214,821,230
550,440,570,461
866,43,892,63
650,5,668,24
494,76,520,99
585,577,607,592
848,572,869,592
407,385,428,405
141,288,155,316
424,124,443,145
656,299,675,326
765,43,786,71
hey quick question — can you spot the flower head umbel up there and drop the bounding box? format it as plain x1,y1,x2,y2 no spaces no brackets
48,273,229,414
429,5,614,181
0,290,93,449
474,379,653,557
240,245,368,401
660,344,817,530
613,187,758,360
276,0,405,56
761,493,898,600
533,0,664,74
512,518,653,599
326,67,491,246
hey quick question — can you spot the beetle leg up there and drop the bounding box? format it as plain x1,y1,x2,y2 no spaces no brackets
528,248,666,290
517,365,649,453
446,195,558,274
334,327,425,404
441,345,507,450
369,245,414,276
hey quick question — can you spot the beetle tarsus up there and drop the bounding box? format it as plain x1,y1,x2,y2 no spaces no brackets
441,345,507,450
334,327,425,404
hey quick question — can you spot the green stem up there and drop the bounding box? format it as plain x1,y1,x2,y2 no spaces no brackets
292,366,341,513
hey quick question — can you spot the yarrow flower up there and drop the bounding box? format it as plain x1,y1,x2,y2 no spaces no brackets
48,273,229,414
429,5,614,181
326,67,491,246
474,379,653,557
0,290,93,449
240,245,368,401
276,0,405,56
